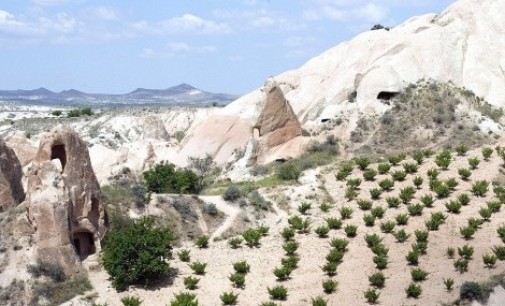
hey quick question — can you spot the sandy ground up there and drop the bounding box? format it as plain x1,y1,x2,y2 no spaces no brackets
88,147,505,306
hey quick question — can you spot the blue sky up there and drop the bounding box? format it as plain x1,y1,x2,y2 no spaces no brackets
0,0,454,94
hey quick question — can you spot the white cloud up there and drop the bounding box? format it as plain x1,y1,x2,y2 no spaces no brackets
303,2,389,23
31,0,83,6
133,14,230,35
0,9,77,38
213,9,303,32
141,42,217,58
88,6,120,21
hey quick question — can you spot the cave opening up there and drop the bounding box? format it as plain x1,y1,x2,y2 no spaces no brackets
377,91,399,100
50,144,67,172
72,231,96,260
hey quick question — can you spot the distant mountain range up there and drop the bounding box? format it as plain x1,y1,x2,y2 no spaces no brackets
0,84,238,107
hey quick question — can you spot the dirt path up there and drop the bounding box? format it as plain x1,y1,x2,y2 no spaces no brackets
199,195,240,241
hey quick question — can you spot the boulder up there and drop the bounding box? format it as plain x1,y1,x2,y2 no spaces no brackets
27,126,106,275
0,137,25,212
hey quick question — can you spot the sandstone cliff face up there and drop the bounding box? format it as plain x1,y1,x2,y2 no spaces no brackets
0,137,25,212
251,79,303,163
28,126,106,274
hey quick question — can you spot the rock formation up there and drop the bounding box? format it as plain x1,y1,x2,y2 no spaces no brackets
27,126,106,275
251,78,303,163
0,137,25,212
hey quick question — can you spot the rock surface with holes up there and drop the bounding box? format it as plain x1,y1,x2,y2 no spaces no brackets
0,136,25,212
27,125,106,275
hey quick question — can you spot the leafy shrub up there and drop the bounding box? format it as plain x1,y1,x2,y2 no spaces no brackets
411,268,429,282
344,224,358,237
447,247,456,259
121,296,142,306
468,157,480,169
413,176,423,189
281,256,299,270
455,145,468,156
435,150,452,170
102,217,174,290
228,237,243,249
233,261,250,274
268,285,288,300
177,250,191,262
460,281,482,301
472,180,489,196
229,273,245,288
273,266,292,281
377,163,391,174
347,178,362,190
183,276,200,290
277,162,301,180
445,201,462,214
340,207,354,219
297,202,312,215
479,207,492,220
326,249,344,263
189,261,207,275
379,179,395,191
223,186,242,201
483,254,497,268
458,168,472,180
364,288,380,304
322,279,338,293
492,246,505,260
414,230,429,243
242,228,262,247
369,188,382,200
394,229,410,242
325,218,342,230
321,262,337,276
391,170,407,181
363,169,377,181
458,193,471,206
368,272,386,288
311,297,327,306
371,206,386,219
319,202,332,213
482,147,493,160
399,187,416,204
444,278,454,291
427,168,440,180
363,214,376,227
220,291,239,305
329,238,349,252
420,194,434,207
406,251,420,265
395,214,409,225
143,162,199,194
487,200,501,213
364,234,383,248
403,162,418,174
169,292,198,306
283,241,299,255
357,199,373,210
373,255,388,270
27,260,66,283
355,157,371,170
388,155,404,166
380,221,396,233
412,150,424,165
386,196,400,208
460,226,476,239
458,245,474,260
196,235,209,248
445,178,459,190
407,204,424,216
315,226,330,238
345,188,358,201
433,182,451,198
405,283,422,298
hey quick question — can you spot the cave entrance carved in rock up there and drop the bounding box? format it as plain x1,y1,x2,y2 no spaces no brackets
50,144,67,172
72,231,95,260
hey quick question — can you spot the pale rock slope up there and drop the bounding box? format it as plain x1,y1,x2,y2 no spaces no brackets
180,0,505,164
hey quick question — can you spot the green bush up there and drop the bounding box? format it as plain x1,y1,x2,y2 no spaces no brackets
283,241,299,255
340,207,354,219
468,157,480,169
458,245,474,260
319,202,332,213
427,168,440,180
345,188,358,201
435,150,452,170
443,278,454,291
399,187,416,204
280,227,294,241
233,261,250,274
458,193,471,206
414,230,429,243
330,238,349,252
325,218,342,230
479,207,492,220
377,163,391,174
169,292,199,306
344,224,358,237
405,283,422,298
412,150,424,165
321,262,337,276
445,201,462,214
373,255,388,270
363,169,377,181
196,235,209,248
413,176,423,189
326,249,344,263
482,147,493,160
277,162,301,180
406,251,420,265
220,291,239,305
322,279,338,294
229,273,245,288
433,182,451,198
445,178,459,190
394,229,410,242
380,221,396,233
357,199,373,211
102,217,174,291
483,254,497,268
298,202,312,215
51,110,62,116
355,157,371,170
411,268,429,282
460,226,476,239
391,170,407,181
460,281,482,301
346,178,362,190
273,266,292,281
403,162,418,174
242,228,262,247
395,213,409,225
315,225,330,238
492,246,505,260
472,180,489,197
379,179,394,191
487,200,501,213
223,185,242,201
364,288,380,304
364,234,383,248
189,261,207,275
27,259,66,283
183,276,200,290
454,258,469,274
455,144,468,156
388,155,403,166
420,194,434,207
268,285,288,300
143,162,199,194
311,297,328,306
363,214,376,226
281,256,299,270
368,272,386,288
458,168,472,180
386,196,400,208
228,237,243,249
177,250,191,262
371,244,389,257
369,188,382,200
407,204,424,216
371,206,386,219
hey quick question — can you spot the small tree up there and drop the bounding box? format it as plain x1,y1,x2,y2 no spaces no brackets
187,154,217,191
102,217,174,291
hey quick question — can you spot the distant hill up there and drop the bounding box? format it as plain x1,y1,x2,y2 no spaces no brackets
0,83,238,107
